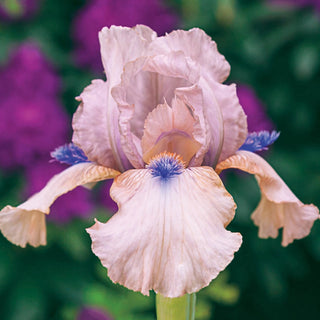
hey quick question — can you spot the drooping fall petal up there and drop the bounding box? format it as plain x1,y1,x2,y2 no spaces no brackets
0,163,120,247
0,208,46,248
216,151,319,246
88,164,242,297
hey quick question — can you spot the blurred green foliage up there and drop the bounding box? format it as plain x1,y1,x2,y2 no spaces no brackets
0,0,319,319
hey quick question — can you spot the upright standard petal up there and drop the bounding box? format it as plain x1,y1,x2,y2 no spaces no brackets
99,25,156,87
73,25,156,172
214,83,247,163
216,151,319,246
88,156,242,297
141,99,202,164
112,52,201,168
111,51,220,168
0,163,120,247
72,79,129,171
183,78,224,167
174,85,210,167
149,28,231,83
149,28,247,165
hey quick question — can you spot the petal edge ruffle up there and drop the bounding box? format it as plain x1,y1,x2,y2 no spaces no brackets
216,151,319,246
72,79,121,169
88,166,242,297
0,163,120,247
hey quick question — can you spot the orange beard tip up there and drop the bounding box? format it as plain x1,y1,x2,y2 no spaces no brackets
147,152,186,168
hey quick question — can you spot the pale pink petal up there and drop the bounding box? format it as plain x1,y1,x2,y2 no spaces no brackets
141,99,202,164
0,163,120,247
88,166,242,297
111,58,148,169
99,25,156,88
172,96,199,135
112,52,200,168
175,83,219,166
149,28,230,83
144,51,200,84
73,25,156,171
150,28,247,165
0,208,46,248
111,52,220,168
145,56,212,166
113,52,199,139
133,24,158,42
216,151,319,246
214,83,247,163
73,80,125,170
252,198,318,246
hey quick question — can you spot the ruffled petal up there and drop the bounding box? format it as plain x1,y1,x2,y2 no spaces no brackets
88,166,242,297
149,28,230,83
216,151,319,246
112,52,200,141
150,28,247,165
0,208,45,248
0,163,120,247
73,25,156,171
141,99,202,164
111,51,223,168
144,51,200,84
112,52,201,168
72,79,130,171
191,78,246,166
150,54,227,167
99,25,156,87
214,83,247,163
175,84,216,166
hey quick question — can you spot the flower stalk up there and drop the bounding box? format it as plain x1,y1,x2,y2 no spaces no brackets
156,293,196,320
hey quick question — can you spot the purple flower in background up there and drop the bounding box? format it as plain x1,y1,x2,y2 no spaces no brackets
0,0,40,21
99,180,118,214
237,85,274,132
0,95,68,169
25,161,93,224
0,43,68,169
77,307,112,320
0,43,60,98
72,0,178,72
0,43,97,223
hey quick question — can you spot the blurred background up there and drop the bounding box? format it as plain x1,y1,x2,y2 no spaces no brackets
0,0,319,319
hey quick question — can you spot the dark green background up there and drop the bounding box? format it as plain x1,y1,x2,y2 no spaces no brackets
0,0,319,319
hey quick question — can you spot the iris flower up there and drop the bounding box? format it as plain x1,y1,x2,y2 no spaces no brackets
0,26,318,298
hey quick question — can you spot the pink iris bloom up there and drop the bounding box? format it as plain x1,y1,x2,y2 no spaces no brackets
0,26,318,298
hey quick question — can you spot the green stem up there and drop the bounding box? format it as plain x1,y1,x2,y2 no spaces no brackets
156,293,196,320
